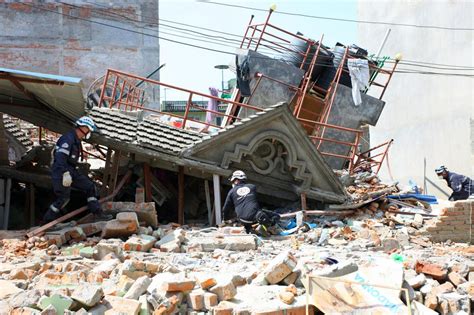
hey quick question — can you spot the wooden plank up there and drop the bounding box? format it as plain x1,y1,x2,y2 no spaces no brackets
100,149,113,198
29,184,35,227
204,180,212,225
178,166,184,225
108,150,121,195
4,178,11,230
143,163,152,203
213,174,222,225
26,170,132,238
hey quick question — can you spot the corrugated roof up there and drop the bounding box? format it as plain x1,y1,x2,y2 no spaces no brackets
0,67,85,124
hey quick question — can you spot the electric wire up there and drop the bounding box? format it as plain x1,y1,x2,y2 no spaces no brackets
66,1,474,70
197,1,474,31
19,3,474,77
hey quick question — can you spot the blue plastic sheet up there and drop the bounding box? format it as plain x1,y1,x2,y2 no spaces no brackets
387,194,438,204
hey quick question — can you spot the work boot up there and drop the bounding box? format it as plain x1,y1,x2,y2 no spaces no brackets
92,210,113,221
43,208,61,224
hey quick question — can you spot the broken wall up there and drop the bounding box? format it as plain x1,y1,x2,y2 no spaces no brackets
236,49,304,117
422,200,474,243
319,84,385,169
0,0,160,108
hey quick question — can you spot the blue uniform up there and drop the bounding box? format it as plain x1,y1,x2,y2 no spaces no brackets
446,171,474,201
49,130,100,214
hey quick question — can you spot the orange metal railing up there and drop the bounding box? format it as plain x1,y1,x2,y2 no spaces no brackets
97,69,265,131
352,139,393,175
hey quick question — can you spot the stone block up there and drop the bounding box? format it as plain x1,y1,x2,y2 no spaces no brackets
209,280,237,301
278,291,295,304
91,259,120,277
212,304,233,315
263,251,297,284
135,188,145,203
231,274,247,287
123,275,151,300
187,290,205,311
71,284,103,307
147,272,195,293
39,294,74,315
9,268,30,280
194,273,217,290
102,213,139,239
424,294,438,310
10,308,41,315
159,240,181,253
407,273,426,289
204,292,218,310
0,279,23,299
415,261,448,281
154,229,185,247
432,282,454,296
103,295,140,315
123,234,156,252
282,271,300,286
8,289,42,309
456,282,474,298
186,235,257,252
411,301,437,315
448,271,467,287
93,239,123,260
102,202,158,228
438,292,471,314
120,260,162,279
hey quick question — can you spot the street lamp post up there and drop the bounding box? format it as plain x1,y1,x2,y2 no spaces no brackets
214,64,229,91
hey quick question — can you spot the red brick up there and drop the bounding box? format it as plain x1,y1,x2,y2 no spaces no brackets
415,261,447,281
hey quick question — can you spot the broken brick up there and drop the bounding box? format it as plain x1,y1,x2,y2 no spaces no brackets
415,261,448,281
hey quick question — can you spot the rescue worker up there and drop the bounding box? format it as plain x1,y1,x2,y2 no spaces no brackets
42,116,112,223
435,166,474,201
222,170,280,234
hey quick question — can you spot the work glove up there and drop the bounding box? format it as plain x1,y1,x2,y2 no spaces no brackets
62,171,72,187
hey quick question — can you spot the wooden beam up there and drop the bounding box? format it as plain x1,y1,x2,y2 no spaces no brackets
204,180,212,225
29,184,35,227
26,170,132,238
279,210,355,218
108,150,121,195
178,166,185,225
213,174,222,225
143,163,152,203
3,178,11,230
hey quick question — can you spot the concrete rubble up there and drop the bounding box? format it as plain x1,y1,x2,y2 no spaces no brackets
1,172,474,314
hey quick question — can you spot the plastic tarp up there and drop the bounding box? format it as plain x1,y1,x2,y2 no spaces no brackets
387,194,438,204
347,59,369,106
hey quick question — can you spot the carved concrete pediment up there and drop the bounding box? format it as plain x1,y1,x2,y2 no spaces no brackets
183,103,347,203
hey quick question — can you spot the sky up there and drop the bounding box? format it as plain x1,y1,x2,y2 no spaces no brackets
158,0,357,100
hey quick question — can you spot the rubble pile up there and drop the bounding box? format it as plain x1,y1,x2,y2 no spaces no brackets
0,198,473,315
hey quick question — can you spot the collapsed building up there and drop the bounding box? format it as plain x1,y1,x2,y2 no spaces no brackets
2,8,473,315
0,10,397,229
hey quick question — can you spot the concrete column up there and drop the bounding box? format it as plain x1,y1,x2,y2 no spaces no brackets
213,174,222,225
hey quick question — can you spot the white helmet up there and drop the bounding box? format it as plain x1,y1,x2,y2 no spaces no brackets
75,116,97,132
230,170,247,182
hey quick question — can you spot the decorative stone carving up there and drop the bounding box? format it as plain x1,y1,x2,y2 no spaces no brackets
221,131,312,189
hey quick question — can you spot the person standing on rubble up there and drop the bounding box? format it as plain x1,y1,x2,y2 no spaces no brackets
222,170,281,234
435,166,474,201
42,116,112,223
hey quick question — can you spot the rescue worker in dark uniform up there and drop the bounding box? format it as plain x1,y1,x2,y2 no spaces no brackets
222,170,280,234
435,166,474,201
42,116,112,223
